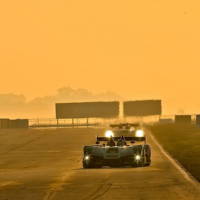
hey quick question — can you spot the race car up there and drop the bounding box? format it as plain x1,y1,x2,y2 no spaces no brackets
82,130,151,168
109,123,143,137
110,123,140,130
108,123,146,140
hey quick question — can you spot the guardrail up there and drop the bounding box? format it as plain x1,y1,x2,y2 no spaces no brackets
28,118,116,128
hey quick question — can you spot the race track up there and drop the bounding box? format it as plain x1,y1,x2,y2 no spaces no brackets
0,128,199,200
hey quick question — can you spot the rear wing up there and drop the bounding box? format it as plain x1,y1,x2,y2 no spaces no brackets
109,123,140,128
96,136,145,142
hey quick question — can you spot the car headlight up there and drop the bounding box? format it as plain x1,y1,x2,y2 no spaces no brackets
135,129,144,137
84,155,90,160
135,155,141,161
105,130,114,138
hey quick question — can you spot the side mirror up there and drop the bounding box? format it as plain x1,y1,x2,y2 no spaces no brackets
96,141,100,144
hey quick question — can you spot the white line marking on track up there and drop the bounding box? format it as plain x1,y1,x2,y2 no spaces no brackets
148,131,200,188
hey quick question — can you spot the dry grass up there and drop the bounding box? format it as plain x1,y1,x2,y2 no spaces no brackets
149,123,200,182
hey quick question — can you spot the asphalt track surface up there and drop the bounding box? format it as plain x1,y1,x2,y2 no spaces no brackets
0,128,200,200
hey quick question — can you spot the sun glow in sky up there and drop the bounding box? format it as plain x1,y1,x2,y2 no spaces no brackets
0,0,200,113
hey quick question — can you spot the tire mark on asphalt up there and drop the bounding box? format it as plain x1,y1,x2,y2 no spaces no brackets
81,175,112,200
42,161,81,200
43,170,111,200
43,190,57,200
86,183,112,200
0,135,45,155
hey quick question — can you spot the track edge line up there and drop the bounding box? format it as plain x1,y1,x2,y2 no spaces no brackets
148,130,200,188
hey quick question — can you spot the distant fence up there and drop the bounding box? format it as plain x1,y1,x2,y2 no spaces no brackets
28,118,118,128
1,114,200,129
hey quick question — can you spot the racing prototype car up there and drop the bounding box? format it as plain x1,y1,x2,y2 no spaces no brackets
109,123,142,137
83,129,151,168
109,123,140,130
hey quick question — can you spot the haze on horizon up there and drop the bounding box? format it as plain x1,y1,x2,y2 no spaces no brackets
0,0,200,116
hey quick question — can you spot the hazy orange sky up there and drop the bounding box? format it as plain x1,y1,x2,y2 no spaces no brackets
0,0,200,113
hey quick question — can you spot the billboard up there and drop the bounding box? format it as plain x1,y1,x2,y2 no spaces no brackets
175,115,192,124
123,100,162,116
56,101,119,119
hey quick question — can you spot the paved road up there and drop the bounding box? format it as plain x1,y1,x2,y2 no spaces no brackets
0,128,199,200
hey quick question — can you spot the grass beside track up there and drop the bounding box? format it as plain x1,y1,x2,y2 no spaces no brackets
149,123,200,182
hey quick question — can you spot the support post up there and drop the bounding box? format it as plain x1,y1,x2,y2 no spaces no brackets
57,119,59,127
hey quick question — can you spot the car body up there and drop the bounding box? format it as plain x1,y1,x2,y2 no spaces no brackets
83,136,151,168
